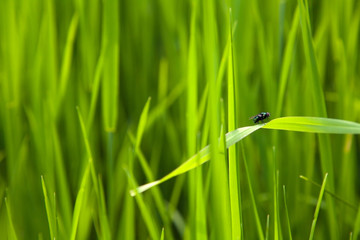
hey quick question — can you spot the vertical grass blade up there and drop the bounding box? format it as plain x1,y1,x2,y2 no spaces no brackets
41,176,55,240
242,143,264,240
56,13,79,115
309,173,328,240
126,170,160,240
186,1,198,238
227,8,242,240
101,0,119,132
265,214,270,240
77,107,111,239
70,165,90,240
135,97,151,151
283,186,293,240
275,7,299,117
5,197,18,240
297,0,337,237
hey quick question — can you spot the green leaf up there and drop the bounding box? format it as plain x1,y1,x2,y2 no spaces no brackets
263,117,360,134
130,124,263,196
130,116,360,195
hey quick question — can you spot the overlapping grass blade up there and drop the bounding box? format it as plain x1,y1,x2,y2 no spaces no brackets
41,176,56,240
56,13,79,115
263,117,360,133
283,186,293,240
126,170,160,240
70,165,90,240
77,107,111,239
5,197,18,240
242,143,264,240
227,8,242,240
130,124,263,196
309,173,328,240
131,116,360,195
297,0,337,236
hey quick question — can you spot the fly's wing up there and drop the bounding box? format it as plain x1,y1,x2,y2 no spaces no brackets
249,114,258,120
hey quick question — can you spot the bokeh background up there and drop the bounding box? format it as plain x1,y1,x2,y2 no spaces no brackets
0,0,360,239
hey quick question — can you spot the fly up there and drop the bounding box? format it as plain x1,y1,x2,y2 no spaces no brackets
250,112,270,124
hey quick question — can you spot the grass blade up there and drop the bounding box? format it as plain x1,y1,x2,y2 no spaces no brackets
283,186,293,240
130,124,263,196
57,13,79,115
265,214,270,240
131,116,360,195
136,97,151,151
126,170,160,240
160,228,164,240
263,117,360,134
41,176,55,240
242,143,264,240
227,8,242,240
5,197,18,240
76,107,111,239
309,173,328,240
70,166,90,240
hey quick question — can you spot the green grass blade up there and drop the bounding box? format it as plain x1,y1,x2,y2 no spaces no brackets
297,0,337,236
130,124,263,195
300,175,357,209
101,0,119,132
5,197,18,240
41,176,55,240
160,228,164,240
275,6,299,117
242,143,264,240
126,170,160,240
136,97,151,151
131,116,360,195
353,203,360,239
283,186,293,240
57,13,79,115
227,8,241,240
265,214,270,240
70,165,90,240
273,162,280,240
76,107,111,239
309,173,328,240
263,117,360,134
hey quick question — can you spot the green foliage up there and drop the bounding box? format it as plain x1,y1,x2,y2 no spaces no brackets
0,0,360,239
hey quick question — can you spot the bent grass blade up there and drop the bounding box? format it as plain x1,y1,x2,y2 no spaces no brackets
130,124,264,196
130,117,360,196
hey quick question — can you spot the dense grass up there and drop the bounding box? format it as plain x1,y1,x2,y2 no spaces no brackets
0,0,360,239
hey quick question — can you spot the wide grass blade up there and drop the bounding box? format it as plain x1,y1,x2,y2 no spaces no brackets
309,173,328,240
263,117,360,134
130,124,263,195
131,116,360,195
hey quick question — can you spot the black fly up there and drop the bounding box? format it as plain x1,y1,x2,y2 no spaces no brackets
250,112,270,124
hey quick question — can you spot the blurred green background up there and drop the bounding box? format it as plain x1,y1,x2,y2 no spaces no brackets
0,0,360,239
